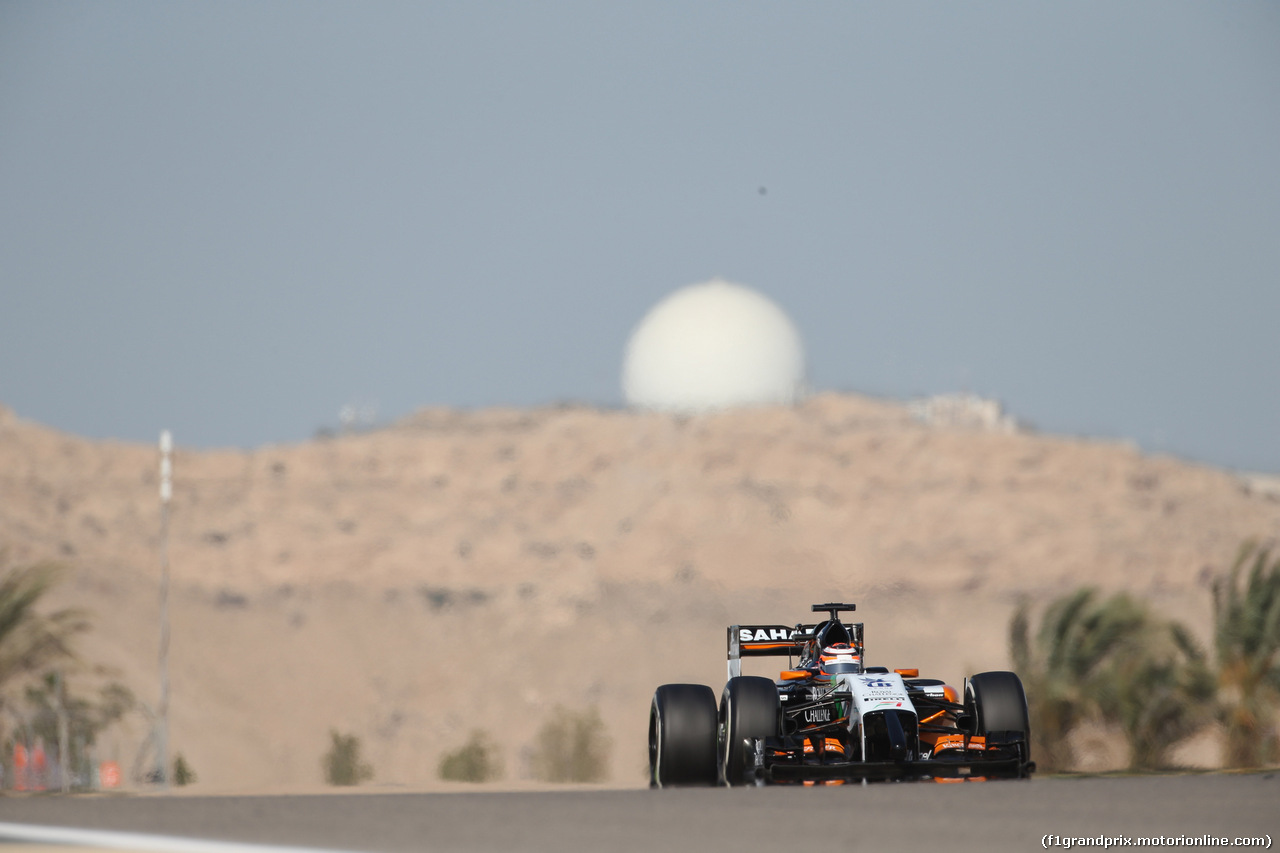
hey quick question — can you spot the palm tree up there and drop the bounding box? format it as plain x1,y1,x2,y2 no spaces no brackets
1213,542,1280,768
1099,621,1216,770
0,558,89,691
1010,588,1149,771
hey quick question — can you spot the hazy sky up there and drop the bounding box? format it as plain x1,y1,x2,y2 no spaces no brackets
2,2,1277,472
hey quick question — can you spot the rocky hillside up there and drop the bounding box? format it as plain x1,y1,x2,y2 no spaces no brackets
1,396,1276,790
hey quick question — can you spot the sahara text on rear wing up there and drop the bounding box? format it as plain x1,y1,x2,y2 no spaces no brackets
726,622,865,679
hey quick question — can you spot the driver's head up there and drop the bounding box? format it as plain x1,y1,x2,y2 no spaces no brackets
819,642,862,675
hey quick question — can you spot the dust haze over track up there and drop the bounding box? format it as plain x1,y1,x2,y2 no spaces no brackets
1,776,1275,853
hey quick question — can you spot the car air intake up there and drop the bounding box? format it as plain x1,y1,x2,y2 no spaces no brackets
861,710,919,762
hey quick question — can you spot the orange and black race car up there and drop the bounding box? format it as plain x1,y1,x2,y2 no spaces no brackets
648,602,1035,786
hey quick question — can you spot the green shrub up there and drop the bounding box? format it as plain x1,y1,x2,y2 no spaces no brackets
172,753,197,786
530,706,610,783
322,730,373,786
438,730,503,782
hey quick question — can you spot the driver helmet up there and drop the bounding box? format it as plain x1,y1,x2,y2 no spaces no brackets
818,642,862,675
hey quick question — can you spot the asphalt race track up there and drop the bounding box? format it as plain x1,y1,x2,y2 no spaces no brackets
0,775,1275,852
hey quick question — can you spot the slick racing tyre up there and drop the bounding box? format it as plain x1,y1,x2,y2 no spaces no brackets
650,683,718,787
718,676,779,786
966,670,1031,760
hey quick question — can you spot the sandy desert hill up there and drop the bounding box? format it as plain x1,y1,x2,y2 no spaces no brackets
1,394,1278,791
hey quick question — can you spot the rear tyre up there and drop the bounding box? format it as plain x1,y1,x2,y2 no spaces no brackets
718,676,779,786
966,670,1032,768
649,684,718,787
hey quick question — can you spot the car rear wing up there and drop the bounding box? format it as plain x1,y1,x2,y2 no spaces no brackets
726,623,865,679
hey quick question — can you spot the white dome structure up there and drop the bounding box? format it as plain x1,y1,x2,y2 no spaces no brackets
622,279,806,411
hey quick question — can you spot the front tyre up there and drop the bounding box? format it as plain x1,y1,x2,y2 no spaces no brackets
966,670,1032,770
718,676,779,786
650,684,718,787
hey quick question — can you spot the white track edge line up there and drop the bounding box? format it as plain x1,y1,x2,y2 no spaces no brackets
0,821,370,853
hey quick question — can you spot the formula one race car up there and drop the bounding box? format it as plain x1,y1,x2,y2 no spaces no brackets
649,603,1035,786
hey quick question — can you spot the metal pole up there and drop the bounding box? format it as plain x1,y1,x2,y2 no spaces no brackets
56,672,69,793
157,430,172,789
